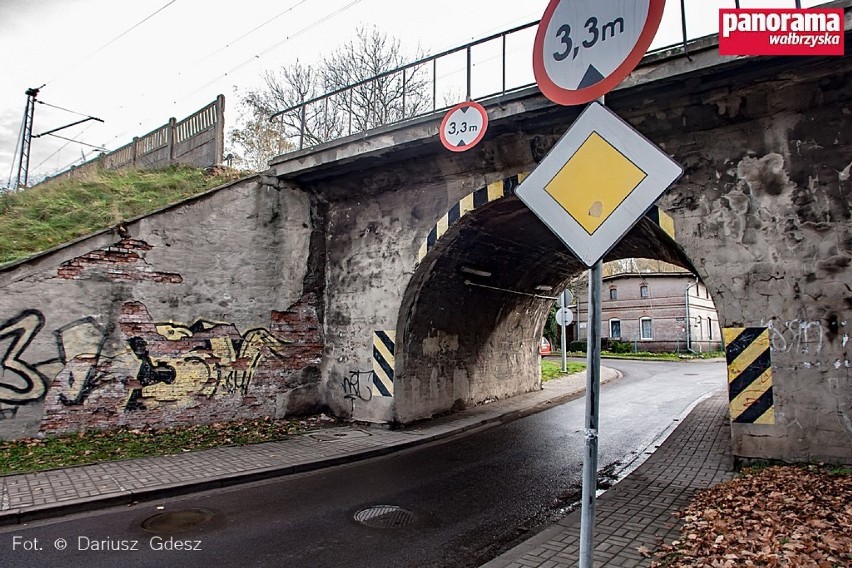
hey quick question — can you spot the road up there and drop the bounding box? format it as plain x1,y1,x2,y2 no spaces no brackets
0,359,725,568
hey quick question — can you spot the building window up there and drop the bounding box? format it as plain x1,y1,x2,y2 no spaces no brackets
640,284,649,298
609,287,618,300
610,319,621,339
640,318,653,340
708,318,713,340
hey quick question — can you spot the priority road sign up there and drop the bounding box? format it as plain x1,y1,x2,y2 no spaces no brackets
516,101,683,268
533,0,666,106
439,101,488,152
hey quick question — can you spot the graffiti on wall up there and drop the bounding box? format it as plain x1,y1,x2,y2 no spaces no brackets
0,294,323,434
343,370,374,411
341,331,396,412
0,310,56,404
118,303,293,410
762,316,849,369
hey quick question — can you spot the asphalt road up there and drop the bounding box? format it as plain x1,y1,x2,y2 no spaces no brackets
0,359,725,568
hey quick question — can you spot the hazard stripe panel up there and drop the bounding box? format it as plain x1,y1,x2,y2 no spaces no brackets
372,331,396,397
417,175,522,263
722,327,775,425
416,175,675,264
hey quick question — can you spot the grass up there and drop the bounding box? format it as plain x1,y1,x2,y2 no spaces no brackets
0,417,326,476
0,166,242,265
559,350,724,362
541,359,586,382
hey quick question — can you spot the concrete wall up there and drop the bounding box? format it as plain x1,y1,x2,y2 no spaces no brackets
0,175,324,439
644,63,851,463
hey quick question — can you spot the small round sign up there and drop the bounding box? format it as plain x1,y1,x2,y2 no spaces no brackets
533,0,666,106
556,307,574,326
439,101,488,152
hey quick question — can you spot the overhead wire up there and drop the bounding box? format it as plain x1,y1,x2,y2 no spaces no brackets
44,0,180,86
187,0,312,68
36,100,100,120
43,133,107,151
93,0,366,153
175,0,365,102
6,113,26,188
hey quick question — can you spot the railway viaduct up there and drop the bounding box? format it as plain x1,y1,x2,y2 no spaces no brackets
0,11,849,464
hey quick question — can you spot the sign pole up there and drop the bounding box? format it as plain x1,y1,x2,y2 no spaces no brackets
561,290,568,373
579,93,605,568
579,258,602,568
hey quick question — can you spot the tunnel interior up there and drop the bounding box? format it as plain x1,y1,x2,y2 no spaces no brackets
394,194,695,424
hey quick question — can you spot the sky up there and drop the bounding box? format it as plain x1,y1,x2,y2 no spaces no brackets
0,0,823,186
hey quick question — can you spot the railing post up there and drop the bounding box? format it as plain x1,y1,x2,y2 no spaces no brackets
502,33,507,96
432,58,437,111
299,104,306,150
214,94,225,165
402,68,407,119
466,45,472,100
167,118,177,165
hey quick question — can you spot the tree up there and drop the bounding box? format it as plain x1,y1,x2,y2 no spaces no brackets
229,26,429,165
228,88,294,172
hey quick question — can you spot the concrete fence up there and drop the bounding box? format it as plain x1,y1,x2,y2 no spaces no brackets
43,95,225,184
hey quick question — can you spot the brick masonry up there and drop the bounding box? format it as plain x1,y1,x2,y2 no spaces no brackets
39,294,324,434
56,238,183,283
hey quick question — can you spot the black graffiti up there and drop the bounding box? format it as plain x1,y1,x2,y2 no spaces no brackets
0,406,19,420
0,310,51,405
125,337,177,411
343,370,373,411
54,317,107,406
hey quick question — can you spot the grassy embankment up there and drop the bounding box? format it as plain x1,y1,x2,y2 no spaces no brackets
0,166,241,265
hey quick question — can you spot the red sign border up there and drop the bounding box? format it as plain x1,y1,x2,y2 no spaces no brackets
533,0,667,106
439,101,489,152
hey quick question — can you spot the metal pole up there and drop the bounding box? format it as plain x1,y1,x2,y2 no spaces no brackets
299,104,306,150
561,290,568,373
579,92,605,568
502,33,507,96
579,259,602,568
466,46,472,100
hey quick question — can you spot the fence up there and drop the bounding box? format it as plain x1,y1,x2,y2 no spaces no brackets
269,0,826,153
43,95,225,184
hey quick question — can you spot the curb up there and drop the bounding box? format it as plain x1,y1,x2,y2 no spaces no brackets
0,367,621,526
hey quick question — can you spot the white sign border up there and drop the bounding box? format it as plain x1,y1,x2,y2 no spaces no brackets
516,102,683,267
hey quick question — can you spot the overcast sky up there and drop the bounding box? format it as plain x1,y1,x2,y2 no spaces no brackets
0,0,820,186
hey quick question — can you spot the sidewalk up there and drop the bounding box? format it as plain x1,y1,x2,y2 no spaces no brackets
0,367,614,526
0,366,735,568
481,390,734,568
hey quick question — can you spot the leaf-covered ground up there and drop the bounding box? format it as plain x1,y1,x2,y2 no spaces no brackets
652,465,852,567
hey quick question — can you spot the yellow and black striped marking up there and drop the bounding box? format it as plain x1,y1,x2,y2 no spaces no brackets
644,206,676,240
372,331,396,397
416,174,675,264
417,173,527,263
723,327,775,425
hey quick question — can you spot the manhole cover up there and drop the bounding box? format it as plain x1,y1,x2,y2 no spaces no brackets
354,505,414,528
310,430,371,442
141,509,214,533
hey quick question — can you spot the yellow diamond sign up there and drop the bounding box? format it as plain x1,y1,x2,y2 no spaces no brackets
545,132,647,235
516,102,683,267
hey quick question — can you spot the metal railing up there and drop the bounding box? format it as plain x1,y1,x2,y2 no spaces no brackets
268,0,829,153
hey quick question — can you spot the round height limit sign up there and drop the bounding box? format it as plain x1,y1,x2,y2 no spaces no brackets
439,101,488,152
534,0,666,105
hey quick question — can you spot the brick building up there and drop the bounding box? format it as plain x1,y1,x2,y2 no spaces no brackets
571,271,722,353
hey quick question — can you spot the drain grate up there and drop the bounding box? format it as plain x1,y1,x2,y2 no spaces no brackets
354,505,414,528
142,509,214,533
